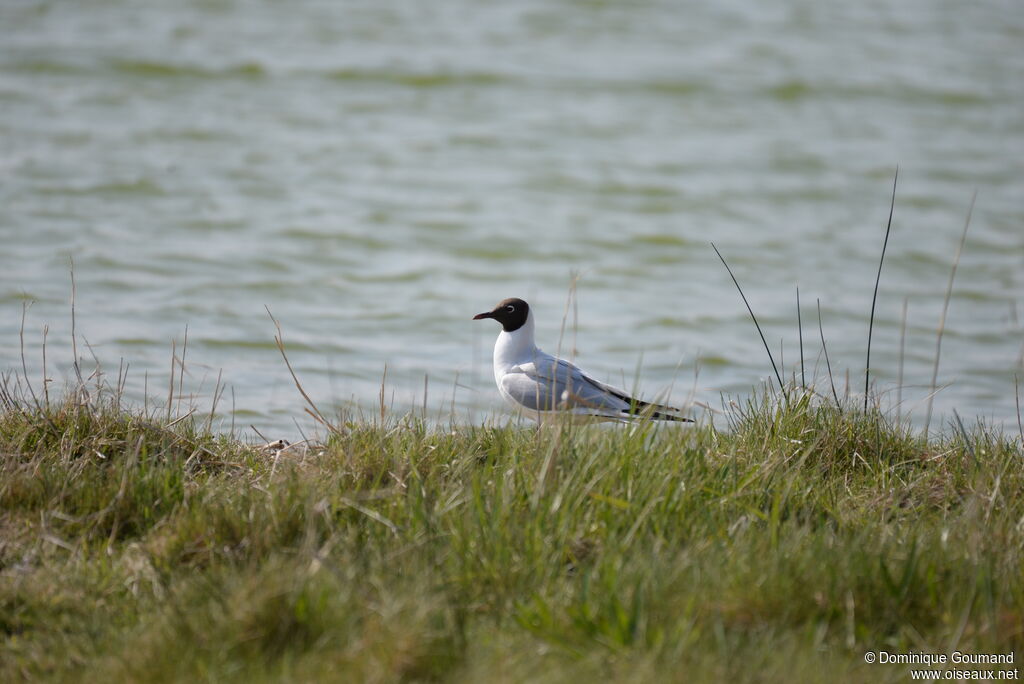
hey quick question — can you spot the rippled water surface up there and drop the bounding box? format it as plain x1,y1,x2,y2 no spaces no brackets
2,0,1023,435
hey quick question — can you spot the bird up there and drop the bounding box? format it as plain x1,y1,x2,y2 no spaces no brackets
473,297,693,423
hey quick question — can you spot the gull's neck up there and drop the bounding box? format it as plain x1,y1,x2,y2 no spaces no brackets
494,309,537,371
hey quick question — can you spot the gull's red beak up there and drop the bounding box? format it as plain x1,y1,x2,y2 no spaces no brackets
472,311,495,320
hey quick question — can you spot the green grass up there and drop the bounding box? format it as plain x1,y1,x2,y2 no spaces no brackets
1,385,1022,683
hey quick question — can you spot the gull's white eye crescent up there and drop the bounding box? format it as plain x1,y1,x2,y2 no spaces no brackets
505,304,515,312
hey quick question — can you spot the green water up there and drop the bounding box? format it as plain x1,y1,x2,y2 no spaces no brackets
2,0,1022,435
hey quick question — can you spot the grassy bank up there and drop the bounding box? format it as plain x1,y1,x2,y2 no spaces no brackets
1,386,1022,682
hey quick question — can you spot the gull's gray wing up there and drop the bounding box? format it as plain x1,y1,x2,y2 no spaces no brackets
500,354,632,415
501,352,692,421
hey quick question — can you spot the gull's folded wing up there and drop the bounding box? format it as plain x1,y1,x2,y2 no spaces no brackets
501,354,690,420
500,355,631,415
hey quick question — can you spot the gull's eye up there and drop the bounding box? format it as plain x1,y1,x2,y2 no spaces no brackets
505,305,515,312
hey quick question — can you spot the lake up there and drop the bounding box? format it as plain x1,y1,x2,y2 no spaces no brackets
2,0,1022,437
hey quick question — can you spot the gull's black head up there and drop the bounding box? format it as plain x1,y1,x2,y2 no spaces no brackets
472,297,530,332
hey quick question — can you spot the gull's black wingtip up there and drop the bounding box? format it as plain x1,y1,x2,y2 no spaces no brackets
608,389,694,422
644,410,695,423
620,405,695,423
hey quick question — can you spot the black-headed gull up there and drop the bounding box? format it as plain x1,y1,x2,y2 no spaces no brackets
473,298,692,423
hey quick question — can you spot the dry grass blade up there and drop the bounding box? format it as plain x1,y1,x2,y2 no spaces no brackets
339,497,399,534
250,423,270,442
42,323,50,406
19,302,43,411
166,339,175,423
711,242,787,401
555,272,581,409
865,167,898,412
265,306,345,438
817,299,840,409
115,357,128,413
379,364,387,424
69,257,83,386
206,369,224,431
1015,374,1023,446
177,325,188,416
924,191,976,435
797,287,805,390
951,409,976,465
165,407,197,429
897,296,908,423
422,373,429,421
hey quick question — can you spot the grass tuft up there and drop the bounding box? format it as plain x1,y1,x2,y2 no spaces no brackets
2,376,1021,682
